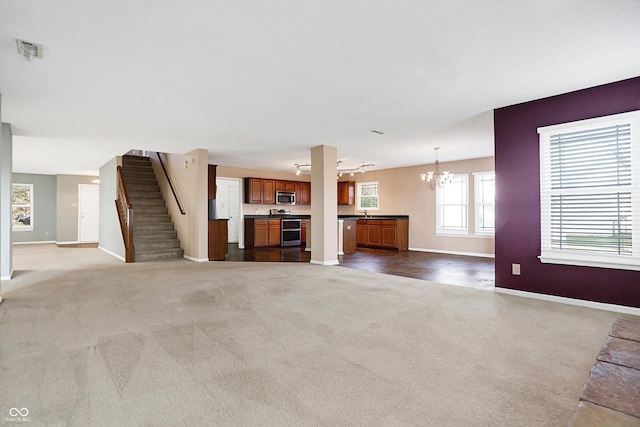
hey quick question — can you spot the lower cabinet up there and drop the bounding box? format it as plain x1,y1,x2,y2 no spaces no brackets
208,220,228,261
245,218,281,248
356,219,408,251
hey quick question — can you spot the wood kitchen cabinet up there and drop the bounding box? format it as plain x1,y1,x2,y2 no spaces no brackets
244,218,281,248
268,219,281,246
301,221,307,243
208,220,228,261
343,220,357,254
208,165,217,199
366,219,382,246
338,181,355,205
263,179,276,204
295,181,311,205
244,177,309,205
356,218,408,251
245,178,263,204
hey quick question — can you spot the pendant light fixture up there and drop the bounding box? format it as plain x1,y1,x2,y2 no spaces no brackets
420,147,453,189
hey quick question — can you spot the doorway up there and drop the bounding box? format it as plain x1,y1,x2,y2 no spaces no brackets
78,184,100,242
216,178,242,245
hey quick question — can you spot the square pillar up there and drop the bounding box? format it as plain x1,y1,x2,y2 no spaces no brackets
310,145,338,265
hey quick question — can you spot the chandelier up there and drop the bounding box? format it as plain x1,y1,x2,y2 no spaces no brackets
420,147,453,189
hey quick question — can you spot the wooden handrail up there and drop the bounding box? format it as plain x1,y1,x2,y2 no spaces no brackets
115,165,135,262
155,152,186,215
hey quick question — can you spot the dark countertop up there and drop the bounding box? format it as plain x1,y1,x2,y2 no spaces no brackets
243,215,409,220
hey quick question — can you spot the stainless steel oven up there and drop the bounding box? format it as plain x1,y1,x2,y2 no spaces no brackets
281,218,301,247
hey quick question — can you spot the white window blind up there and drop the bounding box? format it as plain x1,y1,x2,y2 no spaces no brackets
538,111,640,270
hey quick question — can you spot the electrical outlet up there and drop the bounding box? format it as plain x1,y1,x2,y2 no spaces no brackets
512,263,521,275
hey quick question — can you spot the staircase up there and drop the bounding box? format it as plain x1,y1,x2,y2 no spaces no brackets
121,155,184,261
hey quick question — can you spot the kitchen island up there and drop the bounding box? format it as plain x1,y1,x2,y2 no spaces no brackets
244,215,409,252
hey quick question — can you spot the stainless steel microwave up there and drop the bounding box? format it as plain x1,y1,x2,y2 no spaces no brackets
275,191,296,205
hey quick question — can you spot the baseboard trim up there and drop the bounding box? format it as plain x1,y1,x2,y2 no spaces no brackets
56,241,81,245
494,287,640,316
184,256,209,262
98,246,125,262
14,240,56,245
409,247,495,259
1,270,14,281
310,259,340,266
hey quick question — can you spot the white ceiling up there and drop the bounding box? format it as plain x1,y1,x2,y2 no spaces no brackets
1,0,639,176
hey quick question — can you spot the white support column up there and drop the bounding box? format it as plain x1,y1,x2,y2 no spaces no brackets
1,120,13,286
310,145,338,265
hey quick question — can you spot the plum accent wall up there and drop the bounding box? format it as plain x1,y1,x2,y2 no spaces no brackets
494,76,640,308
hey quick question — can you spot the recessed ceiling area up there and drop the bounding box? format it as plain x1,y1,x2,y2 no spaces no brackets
1,1,639,176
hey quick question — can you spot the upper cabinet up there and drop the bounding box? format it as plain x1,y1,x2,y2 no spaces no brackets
208,165,217,199
295,181,311,205
338,181,355,205
263,179,276,204
244,177,311,205
245,178,263,204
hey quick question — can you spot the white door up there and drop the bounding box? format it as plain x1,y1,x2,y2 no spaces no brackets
78,184,100,242
217,178,241,243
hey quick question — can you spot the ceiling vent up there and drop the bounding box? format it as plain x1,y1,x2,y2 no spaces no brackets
16,39,42,62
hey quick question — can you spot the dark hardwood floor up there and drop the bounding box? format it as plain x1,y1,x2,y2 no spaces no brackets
225,244,494,290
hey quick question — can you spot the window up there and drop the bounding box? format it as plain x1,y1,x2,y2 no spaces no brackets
436,174,468,234
538,110,640,271
474,172,495,235
357,182,379,211
12,183,34,231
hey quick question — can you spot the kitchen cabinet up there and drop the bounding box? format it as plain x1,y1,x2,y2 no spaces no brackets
208,220,228,261
366,219,382,246
268,219,281,246
381,221,397,248
338,181,355,205
356,218,408,251
244,218,281,248
245,178,263,204
356,222,367,245
301,221,307,243
244,177,310,205
295,181,311,205
208,165,217,199
263,179,276,204
343,220,357,254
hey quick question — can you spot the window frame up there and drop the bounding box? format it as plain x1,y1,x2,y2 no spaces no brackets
12,183,34,232
436,174,468,235
473,171,495,236
356,181,379,211
538,110,640,271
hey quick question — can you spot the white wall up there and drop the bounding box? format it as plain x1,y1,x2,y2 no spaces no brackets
1,121,13,280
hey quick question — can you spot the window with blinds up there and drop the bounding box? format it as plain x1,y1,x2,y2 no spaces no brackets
538,110,640,270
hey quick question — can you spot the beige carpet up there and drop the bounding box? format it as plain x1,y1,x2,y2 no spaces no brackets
0,244,631,426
